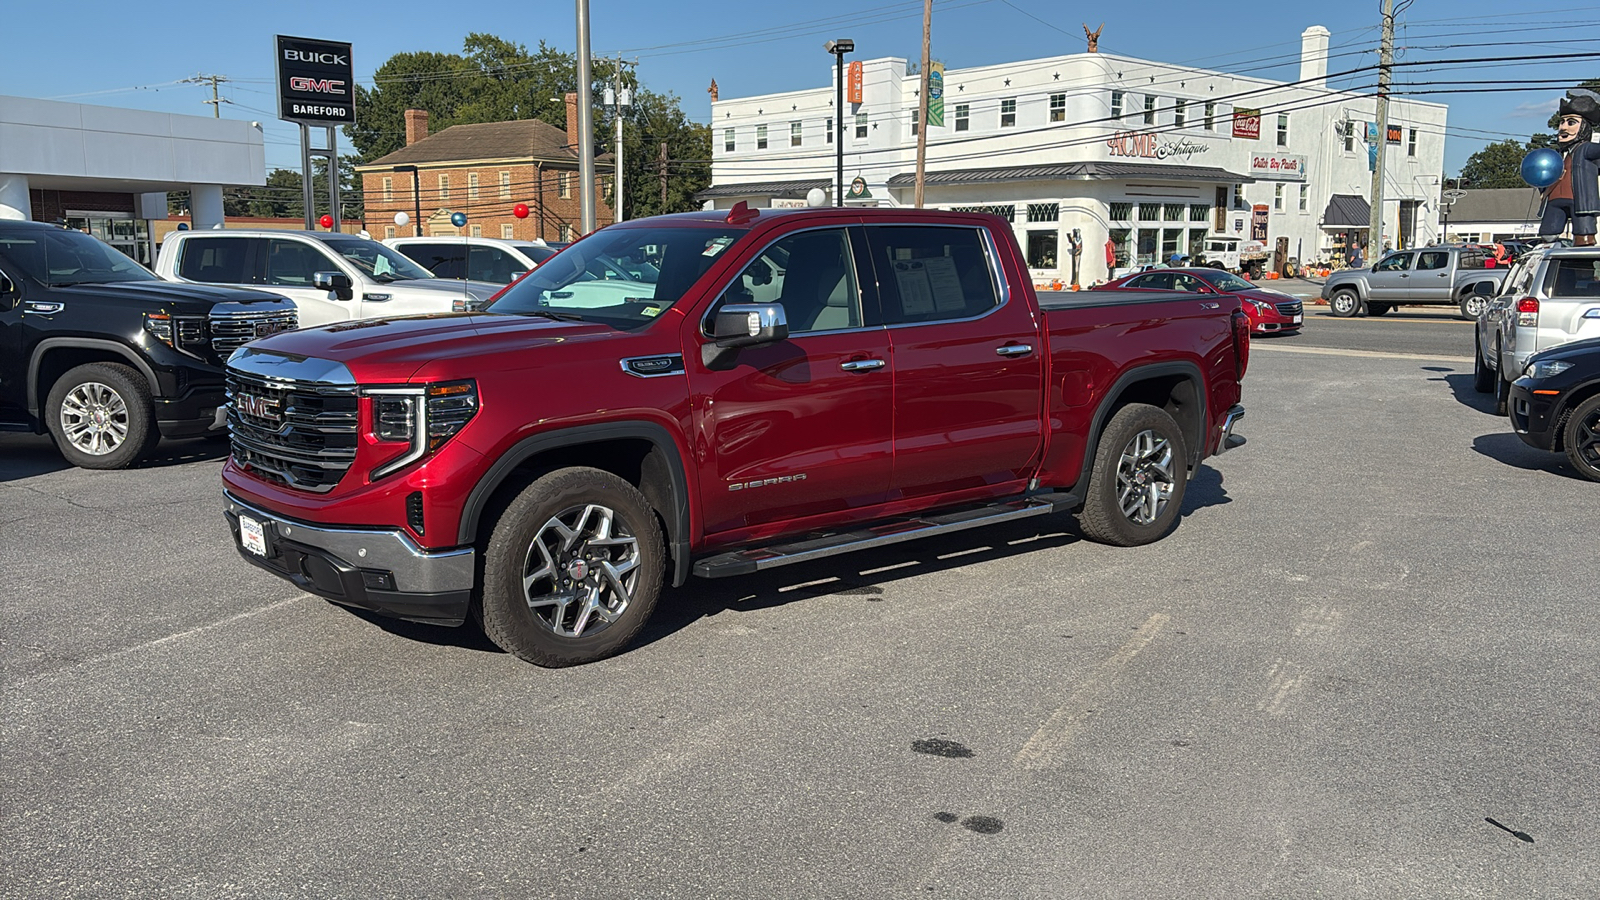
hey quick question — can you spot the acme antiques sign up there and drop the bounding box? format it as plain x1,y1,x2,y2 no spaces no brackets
1106,131,1210,162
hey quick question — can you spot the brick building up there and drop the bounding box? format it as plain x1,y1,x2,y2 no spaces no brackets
356,94,613,243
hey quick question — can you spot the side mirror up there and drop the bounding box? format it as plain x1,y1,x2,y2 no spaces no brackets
313,271,353,301
1471,281,1495,297
702,303,789,370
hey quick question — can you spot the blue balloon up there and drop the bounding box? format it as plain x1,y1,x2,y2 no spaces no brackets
450,211,467,227
1521,148,1564,189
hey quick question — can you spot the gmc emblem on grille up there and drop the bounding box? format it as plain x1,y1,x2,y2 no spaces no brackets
255,321,290,338
236,394,281,421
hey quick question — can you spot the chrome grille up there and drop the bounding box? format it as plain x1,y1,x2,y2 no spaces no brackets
1275,301,1303,317
226,369,358,493
211,309,298,355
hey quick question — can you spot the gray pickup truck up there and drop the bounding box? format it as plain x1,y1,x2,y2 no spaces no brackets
1321,245,1507,319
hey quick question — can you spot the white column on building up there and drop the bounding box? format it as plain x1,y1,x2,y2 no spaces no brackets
0,174,31,220
191,184,225,230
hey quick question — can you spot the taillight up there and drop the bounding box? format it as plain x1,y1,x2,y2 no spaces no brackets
1516,297,1539,327
1231,310,1251,380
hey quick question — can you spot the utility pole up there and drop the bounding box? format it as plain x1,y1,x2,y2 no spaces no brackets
604,55,631,223
659,142,669,211
182,74,231,118
1367,0,1394,258
914,0,931,208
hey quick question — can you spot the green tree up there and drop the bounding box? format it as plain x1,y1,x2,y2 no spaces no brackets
1459,139,1538,189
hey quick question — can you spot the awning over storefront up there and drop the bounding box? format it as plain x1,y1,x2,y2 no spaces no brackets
694,178,832,200
884,160,1252,187
1321,194,1371,229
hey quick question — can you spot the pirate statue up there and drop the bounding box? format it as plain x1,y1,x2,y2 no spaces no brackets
1539,89,1600,246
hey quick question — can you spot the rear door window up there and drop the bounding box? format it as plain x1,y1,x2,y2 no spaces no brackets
1416,251,1450,271
177,237,249,284
866,225,1001,324
395,242,465,279
468,246,522,283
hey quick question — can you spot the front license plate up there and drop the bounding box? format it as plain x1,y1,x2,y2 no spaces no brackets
1293,315,1303,324
239,515,268,557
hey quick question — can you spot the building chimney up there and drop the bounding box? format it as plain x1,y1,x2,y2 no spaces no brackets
404,109,430,146
1299,26,1330,90
708,78,719,103
565,92,581,152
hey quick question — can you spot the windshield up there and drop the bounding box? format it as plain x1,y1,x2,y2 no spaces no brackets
488,225,747,327
1197,270,1255,292
0,228,157,286
323,238,436,282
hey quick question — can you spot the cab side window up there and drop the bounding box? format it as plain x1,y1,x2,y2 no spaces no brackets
868,226,1000,324
177,237,248,284
1127,272,1171,290
1416,251,1449,271
396,243,464,279
1375,253,1413,272
710,228,863,335
264,239,336,287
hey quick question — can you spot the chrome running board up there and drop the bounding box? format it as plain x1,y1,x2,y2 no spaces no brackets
692,493,1080,579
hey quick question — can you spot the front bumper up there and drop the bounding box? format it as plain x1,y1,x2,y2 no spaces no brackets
1509,379,1560,451
223,492,476,626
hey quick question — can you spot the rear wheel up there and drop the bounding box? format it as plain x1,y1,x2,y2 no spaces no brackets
1329,289,1362,318
1473,331,1495,393
45,363,158,470
1077,404,1189,547
1459,292,1488,320
479,467,665,667
1563,395,1600,482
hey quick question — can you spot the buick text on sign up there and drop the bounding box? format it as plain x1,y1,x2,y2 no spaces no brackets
276,35,355,126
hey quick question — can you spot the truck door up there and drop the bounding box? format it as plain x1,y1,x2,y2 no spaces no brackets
686,224,893,535
865,224,1044,503
1414,249,1453,300
1369,251,1415,302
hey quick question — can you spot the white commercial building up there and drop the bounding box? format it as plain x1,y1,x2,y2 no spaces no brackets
0,95,266,264
705,26,1448,284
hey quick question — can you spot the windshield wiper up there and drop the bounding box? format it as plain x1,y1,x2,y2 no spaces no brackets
516,309,587,322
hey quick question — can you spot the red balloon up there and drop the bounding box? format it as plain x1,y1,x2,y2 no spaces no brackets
513,203,530,219
318,214,333,229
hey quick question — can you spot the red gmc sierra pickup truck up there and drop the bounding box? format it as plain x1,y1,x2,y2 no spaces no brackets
222,205,1249,666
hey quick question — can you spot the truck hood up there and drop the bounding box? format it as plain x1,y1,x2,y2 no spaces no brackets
237,311,631,383
378,278,500,301
57,280,291,314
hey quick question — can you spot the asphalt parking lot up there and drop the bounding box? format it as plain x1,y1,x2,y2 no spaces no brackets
3,316,1596,898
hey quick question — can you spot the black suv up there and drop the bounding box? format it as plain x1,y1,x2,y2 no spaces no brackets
0,221,297,469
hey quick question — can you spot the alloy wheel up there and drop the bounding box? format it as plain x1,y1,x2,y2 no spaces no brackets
1116,429,1176,525
522,503,641,638
1574,407,1600,471
58,382,129,456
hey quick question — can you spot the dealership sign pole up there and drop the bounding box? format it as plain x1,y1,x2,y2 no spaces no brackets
275,35,355,231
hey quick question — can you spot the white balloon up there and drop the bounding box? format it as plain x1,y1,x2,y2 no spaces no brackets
394,212,410,226
805,188,827,208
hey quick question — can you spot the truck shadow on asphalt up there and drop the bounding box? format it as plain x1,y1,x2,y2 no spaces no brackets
1471,432,1589,481
0,434,228,483
341,466,1231,657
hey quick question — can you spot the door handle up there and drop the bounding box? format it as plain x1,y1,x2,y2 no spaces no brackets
23,301,64,315
995,343,1034,357
840,358,885,371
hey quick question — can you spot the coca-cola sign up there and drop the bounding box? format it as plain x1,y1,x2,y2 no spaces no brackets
1232,108,1261,140
1105,131,1211,162
1248,153,1307,181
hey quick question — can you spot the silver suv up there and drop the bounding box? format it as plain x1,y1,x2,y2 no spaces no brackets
1474,245,1600,413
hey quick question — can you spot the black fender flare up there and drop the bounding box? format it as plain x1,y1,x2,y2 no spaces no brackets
1073,361,1209,493
457,420,695,587
27,338,159,417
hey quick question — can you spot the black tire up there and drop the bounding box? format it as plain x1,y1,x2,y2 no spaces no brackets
1563,394,1600,482
1494,367,1510,417
479,467,665,667
1473,331,1495,393
1368,303,1393,316
1458,292,1488,321
45,362,158,470
1207,261,1225,270
1329,289,1362,318
1077,404,1189,547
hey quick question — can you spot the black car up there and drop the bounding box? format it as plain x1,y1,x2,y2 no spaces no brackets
1508,336,1600,482
0,221,297,469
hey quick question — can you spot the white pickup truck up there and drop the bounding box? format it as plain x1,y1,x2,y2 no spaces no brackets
156,230,499,327
1200,235,1269,276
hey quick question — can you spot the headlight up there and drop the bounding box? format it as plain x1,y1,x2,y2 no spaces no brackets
143,313,206,358
1251,299,1275,314
366,380,478,479
1524,359,1573,379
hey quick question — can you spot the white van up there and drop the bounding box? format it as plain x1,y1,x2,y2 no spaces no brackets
157,230,499,327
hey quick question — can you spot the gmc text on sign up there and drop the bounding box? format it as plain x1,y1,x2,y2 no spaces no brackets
275,35,355,126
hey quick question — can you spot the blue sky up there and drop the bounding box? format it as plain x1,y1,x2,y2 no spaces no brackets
3,0,1595,175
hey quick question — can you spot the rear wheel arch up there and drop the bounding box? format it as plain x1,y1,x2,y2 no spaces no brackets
459,421,694,586
1073,362,1209,494
29,339,159,418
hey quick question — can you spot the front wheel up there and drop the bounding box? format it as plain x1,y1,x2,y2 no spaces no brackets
1459,292,1488,320
1564,395,1600,482
1077,404,1189,547
45,362,158,470
479,467,666,667
1329,289,1362,318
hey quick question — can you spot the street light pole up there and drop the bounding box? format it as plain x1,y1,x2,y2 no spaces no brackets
825,39,854,208
576,0,596,234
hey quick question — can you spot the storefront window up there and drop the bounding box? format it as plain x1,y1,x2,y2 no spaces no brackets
1163,204,1184,222
1137,229,1158,265
1110,228,1131,267
1026,203,1060,223
1138,203,1160,222
1162,228,1183,260
1109,202,1133,221
1189,204,1209,222
64,213,151,266
1188,228,1207,259
1027,231,1059,269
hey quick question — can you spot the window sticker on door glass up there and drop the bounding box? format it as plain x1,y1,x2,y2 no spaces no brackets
893,260,937,314
703,236,736,257
374,254,394,276
921,256,966,312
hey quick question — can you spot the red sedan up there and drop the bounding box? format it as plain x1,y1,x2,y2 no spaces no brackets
1094,268,1303,335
